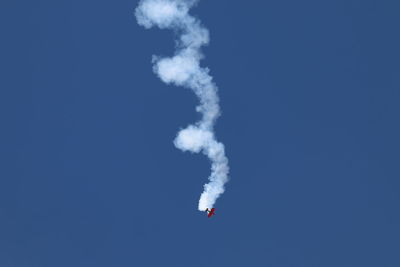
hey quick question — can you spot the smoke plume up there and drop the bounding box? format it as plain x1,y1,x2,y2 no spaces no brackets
135,0,229,211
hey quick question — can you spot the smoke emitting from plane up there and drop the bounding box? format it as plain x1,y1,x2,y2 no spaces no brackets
135,0,229,211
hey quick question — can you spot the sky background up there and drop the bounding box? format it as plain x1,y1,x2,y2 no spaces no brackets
1,0,400,266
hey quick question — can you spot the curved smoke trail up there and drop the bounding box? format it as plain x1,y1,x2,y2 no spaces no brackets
135,0,229,211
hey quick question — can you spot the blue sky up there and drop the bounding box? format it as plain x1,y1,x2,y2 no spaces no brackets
1,0,400,266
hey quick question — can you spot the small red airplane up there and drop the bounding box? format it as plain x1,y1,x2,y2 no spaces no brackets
205,208,216,218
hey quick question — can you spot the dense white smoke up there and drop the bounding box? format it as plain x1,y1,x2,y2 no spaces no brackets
135,0,229,211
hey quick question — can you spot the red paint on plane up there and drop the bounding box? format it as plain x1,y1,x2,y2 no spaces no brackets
206,208,216,218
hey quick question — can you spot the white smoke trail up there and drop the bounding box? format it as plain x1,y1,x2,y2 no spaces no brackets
135,0,229,211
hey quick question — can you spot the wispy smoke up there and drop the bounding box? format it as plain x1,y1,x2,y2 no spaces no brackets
135,0,229,211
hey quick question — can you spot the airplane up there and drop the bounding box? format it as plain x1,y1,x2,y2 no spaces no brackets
205,208,216,218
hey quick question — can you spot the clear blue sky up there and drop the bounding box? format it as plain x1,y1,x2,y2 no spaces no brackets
1,0,400,266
